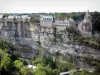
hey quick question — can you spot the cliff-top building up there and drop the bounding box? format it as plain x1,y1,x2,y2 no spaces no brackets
40,15,55,33
0,15,31,39
78,10,92,37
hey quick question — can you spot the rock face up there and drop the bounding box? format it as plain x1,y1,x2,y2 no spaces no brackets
78,10,92,37
40,32,100,71
21,49,38,59
0,17,32,45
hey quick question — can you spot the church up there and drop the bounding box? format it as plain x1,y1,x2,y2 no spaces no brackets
78,10,92,37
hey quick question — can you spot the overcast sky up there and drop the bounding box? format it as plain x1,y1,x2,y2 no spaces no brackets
0,0,100,13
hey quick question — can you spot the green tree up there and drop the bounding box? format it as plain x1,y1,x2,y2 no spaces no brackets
0,49,9,58
35,64,47,75
14,60,24,69
55,13,67,20
0,39,16,53
35,70,46,75
53,26,57,44
52,69,60,75
1,56,12,71
92,11,100,31
47,68,53,75
30,14,40,23
79,69,92,75
2,13,9,18
95,64,100,74
20,67,33,75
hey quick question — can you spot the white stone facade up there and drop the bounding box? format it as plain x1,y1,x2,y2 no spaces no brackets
40,15,54,28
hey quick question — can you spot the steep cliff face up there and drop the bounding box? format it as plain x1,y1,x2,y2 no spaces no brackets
0,19,32,43
40,32,100,71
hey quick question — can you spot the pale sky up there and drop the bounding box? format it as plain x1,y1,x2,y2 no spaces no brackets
0,0,100,13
